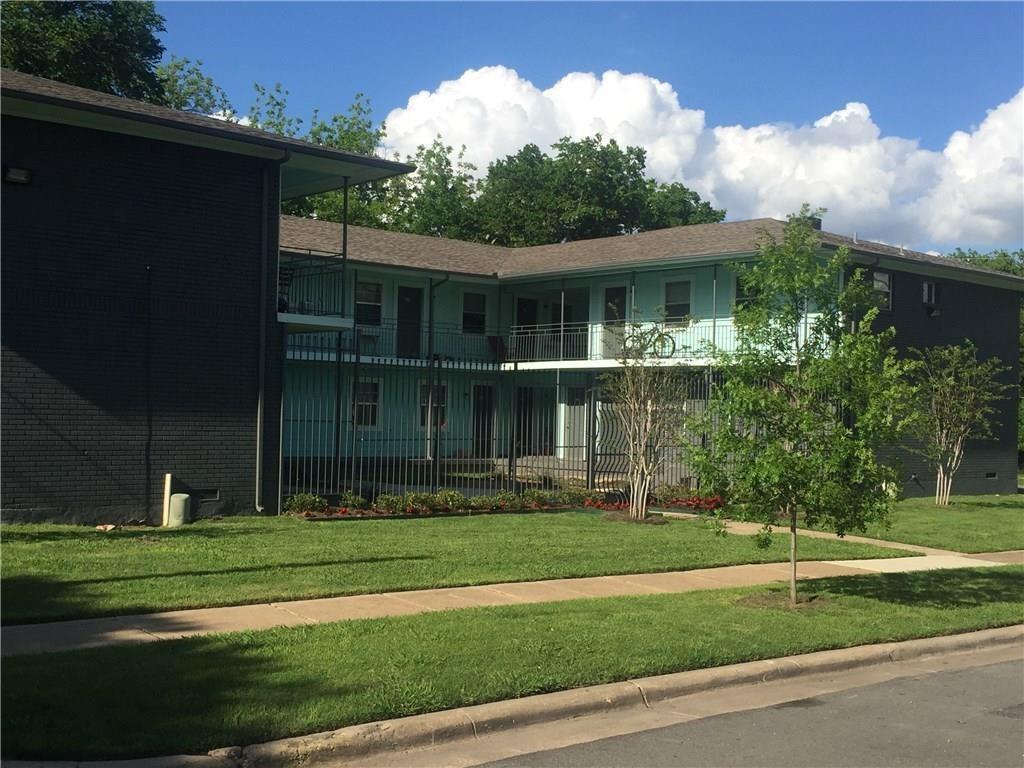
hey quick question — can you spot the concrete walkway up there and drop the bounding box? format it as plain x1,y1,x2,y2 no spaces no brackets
3,552,1017,657
656,511,963,556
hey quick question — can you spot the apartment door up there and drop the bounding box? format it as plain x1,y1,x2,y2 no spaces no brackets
602,285,627,357
472,384,495,458
512,298,539,360
514,386,534,457
562,386,588,462
396,286,423,358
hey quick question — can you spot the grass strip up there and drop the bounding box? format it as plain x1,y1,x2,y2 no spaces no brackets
3,566,1020,760
0,512,909,624
850,495,1024,553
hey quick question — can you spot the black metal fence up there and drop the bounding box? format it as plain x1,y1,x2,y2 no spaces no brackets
281,359,712,503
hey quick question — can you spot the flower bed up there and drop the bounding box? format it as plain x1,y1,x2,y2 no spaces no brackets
288,487,725,520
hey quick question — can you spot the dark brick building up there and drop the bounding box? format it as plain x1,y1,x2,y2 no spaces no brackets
1,70,410,523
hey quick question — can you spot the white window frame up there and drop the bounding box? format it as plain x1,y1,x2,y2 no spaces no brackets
352,378,381,429
355,281,383,326
922,280,939,306
418,381,448,430
663,279,692,325
462,291,488,335
872,270,893,311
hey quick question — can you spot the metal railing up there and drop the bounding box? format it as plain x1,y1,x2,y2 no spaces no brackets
278,254,346,318
288,320,504,367
505,319,741,363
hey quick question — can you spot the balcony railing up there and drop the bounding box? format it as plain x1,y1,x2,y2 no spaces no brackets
278,254,346,319
506,319,741,363
288,320,504,367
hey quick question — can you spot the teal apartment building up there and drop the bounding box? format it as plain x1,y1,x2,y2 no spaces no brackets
278,214,1023,502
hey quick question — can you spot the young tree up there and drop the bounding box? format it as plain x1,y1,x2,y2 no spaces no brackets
689,206,917,605
1,0,167,103
909,342,1011,506
602,319,693,520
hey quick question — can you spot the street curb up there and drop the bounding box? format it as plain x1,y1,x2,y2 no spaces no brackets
238,624,1023,768
5,625,1020,768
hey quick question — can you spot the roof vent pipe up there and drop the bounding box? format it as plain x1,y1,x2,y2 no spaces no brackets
853,232,858,244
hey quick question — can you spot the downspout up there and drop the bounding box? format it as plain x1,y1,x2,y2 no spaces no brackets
256,151,290,514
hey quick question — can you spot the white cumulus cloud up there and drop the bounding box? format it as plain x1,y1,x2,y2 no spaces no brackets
383,67,1023,249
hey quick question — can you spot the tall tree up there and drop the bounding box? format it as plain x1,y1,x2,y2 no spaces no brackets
1,1,166,103
689,206,917,605
157,56,233,116
477,137,724,246
909,342,1011,506
392,138,480,240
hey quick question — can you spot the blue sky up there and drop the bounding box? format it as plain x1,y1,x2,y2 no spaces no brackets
158,2,1024,250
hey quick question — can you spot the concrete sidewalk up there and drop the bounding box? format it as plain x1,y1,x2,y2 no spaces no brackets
3,552,1016,657
656,510,963,556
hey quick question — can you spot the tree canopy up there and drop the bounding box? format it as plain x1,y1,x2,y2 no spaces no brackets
1,1,167,103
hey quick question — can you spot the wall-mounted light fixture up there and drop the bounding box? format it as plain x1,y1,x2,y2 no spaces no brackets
3,166,31,185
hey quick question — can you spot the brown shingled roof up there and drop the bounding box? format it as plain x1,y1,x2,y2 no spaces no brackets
1,68,413,183
281,214,1022,287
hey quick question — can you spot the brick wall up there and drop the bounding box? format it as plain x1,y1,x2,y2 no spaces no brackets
1,116,282,523
875,265,1021,497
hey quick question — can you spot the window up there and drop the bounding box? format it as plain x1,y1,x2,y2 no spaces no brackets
922,280,940,305
463,292,487,334
355,282,382,325
419,383,447,428
872,270,892,311
664,281,691,324
353,380,379,427
734,276,757,308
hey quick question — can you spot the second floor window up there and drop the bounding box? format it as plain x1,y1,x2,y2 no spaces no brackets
354,380,379,427
734,276,758,308
355,282,382,325
872,270,892,311
664,281,691,324
419,383,447,428
922,280,940,305
463,292,487,334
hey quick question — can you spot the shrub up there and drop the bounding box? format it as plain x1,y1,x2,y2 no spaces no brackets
283,493,329,516
434,488,467,511
374,494,406,515
337,490,366,509
404,492,437,514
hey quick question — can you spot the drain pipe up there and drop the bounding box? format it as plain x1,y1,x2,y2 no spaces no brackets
256,152,290,514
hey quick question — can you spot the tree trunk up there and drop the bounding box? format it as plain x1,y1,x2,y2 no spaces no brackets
789,507,798,607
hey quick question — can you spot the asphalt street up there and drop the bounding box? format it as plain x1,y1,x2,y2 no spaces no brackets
481,660,1024,768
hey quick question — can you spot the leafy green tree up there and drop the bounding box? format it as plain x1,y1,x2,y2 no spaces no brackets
689,206,917,605
548,135,649,242
476,144,559,246
948,248,1024,452
643,181,725,229
156,56,233,116
1,0,166,102
392,138,480,240
477,137,724,246
908,342,1011,506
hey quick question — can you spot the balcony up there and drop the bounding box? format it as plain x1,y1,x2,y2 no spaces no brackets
505,319,740,366
277,253,350,331
287,320,504,369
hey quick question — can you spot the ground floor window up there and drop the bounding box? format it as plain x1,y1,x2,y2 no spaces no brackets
354,380,379,427
420,383,447,428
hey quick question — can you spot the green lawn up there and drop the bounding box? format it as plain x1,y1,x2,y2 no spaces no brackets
0,512,911,624
857,495,1024,553
3,567,1020,760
